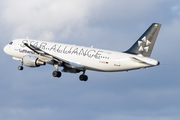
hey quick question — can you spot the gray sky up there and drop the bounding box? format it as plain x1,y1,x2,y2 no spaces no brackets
0,0,180,120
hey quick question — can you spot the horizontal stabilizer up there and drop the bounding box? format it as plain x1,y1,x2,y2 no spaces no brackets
130,57,151,65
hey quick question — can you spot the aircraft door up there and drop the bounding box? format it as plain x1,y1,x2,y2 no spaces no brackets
114,55,121,66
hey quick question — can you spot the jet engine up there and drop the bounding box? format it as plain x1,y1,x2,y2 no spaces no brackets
23,55,46,67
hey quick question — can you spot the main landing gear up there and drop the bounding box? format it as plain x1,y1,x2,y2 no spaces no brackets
52,71,61,78
18,60,87,81
52,63,62,78
79,69,88,81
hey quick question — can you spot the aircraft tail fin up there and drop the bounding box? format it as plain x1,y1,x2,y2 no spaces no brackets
125,23,161,57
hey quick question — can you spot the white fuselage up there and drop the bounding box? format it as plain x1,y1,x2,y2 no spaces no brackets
4,39,159,72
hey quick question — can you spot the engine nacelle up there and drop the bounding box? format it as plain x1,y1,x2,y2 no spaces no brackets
23,55,46,67
62,67,81,74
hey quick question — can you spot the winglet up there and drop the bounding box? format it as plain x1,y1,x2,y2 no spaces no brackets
125,23,161,57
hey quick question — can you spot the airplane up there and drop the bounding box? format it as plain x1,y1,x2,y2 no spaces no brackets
4,23,161,81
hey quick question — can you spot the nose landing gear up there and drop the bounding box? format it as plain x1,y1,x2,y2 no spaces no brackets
18,61,23,70
18,66,23,70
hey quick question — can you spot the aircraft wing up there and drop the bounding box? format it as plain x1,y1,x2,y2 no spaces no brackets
24,43,70,65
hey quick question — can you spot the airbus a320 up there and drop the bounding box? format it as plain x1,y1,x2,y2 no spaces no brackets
4,23,161,81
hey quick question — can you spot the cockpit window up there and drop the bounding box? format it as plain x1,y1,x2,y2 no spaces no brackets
9,42,13,45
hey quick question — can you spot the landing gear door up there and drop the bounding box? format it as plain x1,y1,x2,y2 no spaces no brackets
114,55,121,66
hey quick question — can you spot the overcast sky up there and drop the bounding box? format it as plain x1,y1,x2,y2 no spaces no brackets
0,0,180,120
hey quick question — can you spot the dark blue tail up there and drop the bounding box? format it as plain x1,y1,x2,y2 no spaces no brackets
125,23,161,57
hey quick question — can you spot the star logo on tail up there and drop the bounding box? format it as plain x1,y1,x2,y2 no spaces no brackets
138,36,151,52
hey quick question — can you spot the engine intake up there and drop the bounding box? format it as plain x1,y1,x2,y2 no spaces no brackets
23,55,46,67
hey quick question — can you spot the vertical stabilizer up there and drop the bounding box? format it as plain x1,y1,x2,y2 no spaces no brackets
125,23,161,57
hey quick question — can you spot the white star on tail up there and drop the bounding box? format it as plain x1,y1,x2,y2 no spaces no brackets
138,36,151,52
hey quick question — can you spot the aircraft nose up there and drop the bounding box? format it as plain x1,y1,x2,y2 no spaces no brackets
4,45,9,54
